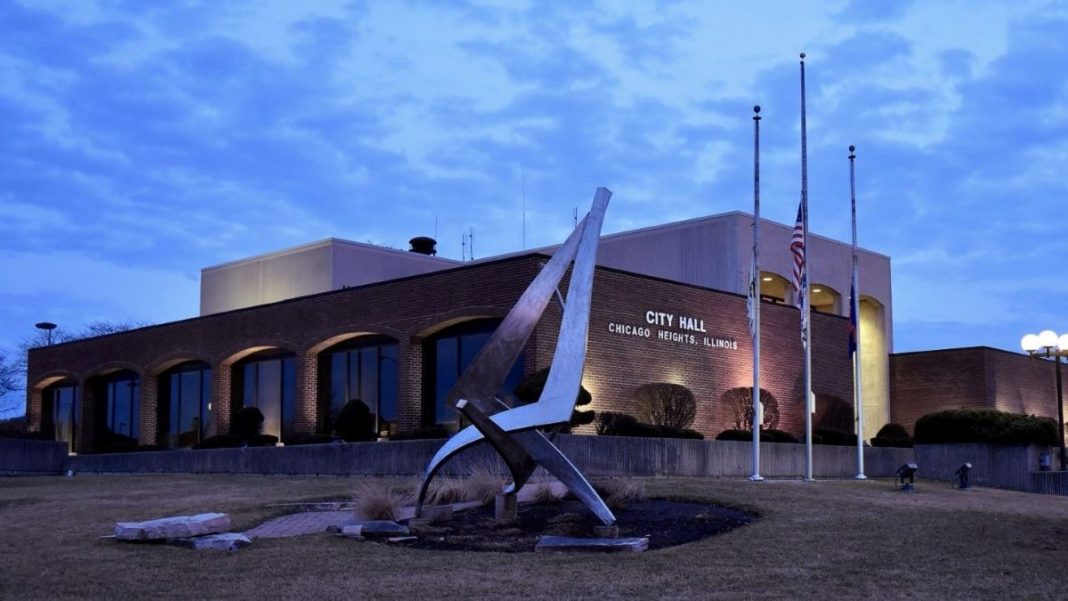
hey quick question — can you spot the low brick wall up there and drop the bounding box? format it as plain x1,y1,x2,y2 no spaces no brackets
0,439,68,474
65,435,912,478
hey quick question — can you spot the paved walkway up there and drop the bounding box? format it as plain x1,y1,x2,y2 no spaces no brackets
244,510,352,539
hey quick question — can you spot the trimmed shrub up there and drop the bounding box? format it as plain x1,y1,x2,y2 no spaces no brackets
913,408,1058,446
595,411,703,439
231,407,265,440
815,394,853,433
514,367,594,428
871,423,913,448
763,429,799,443
715,428,800,443
389,425,450,441
283,433,335,446
813,427,857,446
634,383,696,429
721,387,780,430
334,400,376,442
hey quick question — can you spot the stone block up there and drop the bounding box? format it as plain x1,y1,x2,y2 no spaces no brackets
535,536,648,553
495,494,518,524
115,513,230,541
593,525,620,539
357,521,409,538
172,533,251,552
340,524,365,539
421,504,454,523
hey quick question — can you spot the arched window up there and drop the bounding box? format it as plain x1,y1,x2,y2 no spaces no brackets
235,350,296,441
159,362,212,448
99,371,140,447
810,283,842,315
758,272,791,304
423,319,524,426
42,381,78,453
322,336,399,437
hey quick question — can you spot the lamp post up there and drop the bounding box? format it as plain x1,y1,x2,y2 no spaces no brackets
35,321,57,345
1021,330,1067,470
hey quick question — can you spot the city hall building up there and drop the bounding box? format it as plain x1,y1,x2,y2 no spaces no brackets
27,211,1058,456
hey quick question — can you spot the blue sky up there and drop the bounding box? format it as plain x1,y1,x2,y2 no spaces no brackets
1,0,1066,374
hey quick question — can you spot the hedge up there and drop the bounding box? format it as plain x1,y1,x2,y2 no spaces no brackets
871,423,913,448
596,411,703,439
913,408,1058,446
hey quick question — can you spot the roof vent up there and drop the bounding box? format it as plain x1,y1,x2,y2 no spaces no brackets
408,236,437,256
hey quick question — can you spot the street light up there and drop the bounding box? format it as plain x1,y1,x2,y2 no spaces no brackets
1021,330,1066,470
34,321,57,345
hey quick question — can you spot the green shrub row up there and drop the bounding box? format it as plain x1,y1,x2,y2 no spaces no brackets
913,408,1057,446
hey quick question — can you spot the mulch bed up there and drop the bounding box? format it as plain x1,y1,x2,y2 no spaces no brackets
402,498,755,552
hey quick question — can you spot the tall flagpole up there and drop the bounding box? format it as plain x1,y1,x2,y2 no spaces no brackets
850,144,867,480
750,105,764,482
800,52,814,482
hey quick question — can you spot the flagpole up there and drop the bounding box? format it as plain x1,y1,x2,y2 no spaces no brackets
800,52,814,482
750,105,764,482
850,144,867,480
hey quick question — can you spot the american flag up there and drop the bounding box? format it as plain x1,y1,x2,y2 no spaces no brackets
790,201,806,308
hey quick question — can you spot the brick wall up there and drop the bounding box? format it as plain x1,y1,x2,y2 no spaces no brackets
25,254,854,452
890,346,1065,434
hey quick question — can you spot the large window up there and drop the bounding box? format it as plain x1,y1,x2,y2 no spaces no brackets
424,320,524,426
102,372,140,443
42,383,78,453
160,362,212,448
327,337,398,436
238,352,296,441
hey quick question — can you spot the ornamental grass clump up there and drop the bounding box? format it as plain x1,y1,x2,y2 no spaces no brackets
529,481,565,505
352,480,413,521
459,457,508,506
596,478,646,510
426,475,466,506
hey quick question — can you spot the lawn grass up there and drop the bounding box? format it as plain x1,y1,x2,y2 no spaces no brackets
1,474,1066,600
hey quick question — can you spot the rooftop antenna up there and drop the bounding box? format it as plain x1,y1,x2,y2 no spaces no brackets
469,226,474,260
461,232,467,261
573,206,578,228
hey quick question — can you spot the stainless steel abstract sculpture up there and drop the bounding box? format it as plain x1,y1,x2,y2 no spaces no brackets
416,187,615,526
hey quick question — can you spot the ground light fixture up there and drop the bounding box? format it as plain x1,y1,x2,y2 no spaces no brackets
1020,329,1066,470
896,462,918,492
955,462,972,489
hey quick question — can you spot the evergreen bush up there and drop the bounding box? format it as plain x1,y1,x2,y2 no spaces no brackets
871,423,913,448
913,408,1057,446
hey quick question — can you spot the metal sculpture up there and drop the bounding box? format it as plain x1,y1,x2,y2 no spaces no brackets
416,187,615,525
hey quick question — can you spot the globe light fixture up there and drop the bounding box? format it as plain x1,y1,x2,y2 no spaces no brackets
1021,330,1065,471
1038,329,1058,349
1021,334,1040,353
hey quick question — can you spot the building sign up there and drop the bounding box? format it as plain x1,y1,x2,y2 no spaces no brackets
607,309,739,350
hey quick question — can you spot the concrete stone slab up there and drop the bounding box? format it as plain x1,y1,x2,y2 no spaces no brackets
172,533,251,552
115,513,230,541
535,536,648,553
357,521,409,538
340,524,364,539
